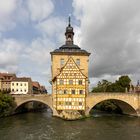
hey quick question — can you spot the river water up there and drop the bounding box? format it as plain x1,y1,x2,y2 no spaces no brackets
0,109,140,140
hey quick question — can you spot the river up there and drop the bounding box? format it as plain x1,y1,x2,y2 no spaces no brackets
0,109,140,140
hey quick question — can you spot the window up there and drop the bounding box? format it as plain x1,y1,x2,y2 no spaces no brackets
78,80,82,85
69,80,73,85
65,102,69,105
79,90,83,94
60,80,64,85
20,89,22,92
24,83,26,86
25,89,26,92
16,83,18,86
69,102,72,105
12,89,14,92
68,35,72,41
60,58,65,66
20,83,22,86
79,102,82,106
64,90,67,94
16,89,18,91
65,102,71,105
58,102,62,105
12,83,14,86
59,90,63,94
71,90,75,94
76,59,80,66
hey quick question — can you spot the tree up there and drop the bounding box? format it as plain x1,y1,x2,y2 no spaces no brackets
91,75,131,93
0,92,16,117
116,75,131,90
92,79,111,92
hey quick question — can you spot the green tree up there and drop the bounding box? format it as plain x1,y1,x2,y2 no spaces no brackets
116,75,131,90
0,92,16,117
92,75,131,93
92,79,111,92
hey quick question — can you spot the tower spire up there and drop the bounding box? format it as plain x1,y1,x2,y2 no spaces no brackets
65,16,74,45
68,15,71,27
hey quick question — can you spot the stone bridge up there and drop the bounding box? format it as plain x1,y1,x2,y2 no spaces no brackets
12,92,140,118
86,92,140,116
13,94,53,111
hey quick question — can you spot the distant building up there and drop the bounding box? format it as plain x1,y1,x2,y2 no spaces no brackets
0,73,16,92
40,85,47,94
129,80,140,93
11,77,33,94
32,81,41,94
135,80,140,93
32,81,47,94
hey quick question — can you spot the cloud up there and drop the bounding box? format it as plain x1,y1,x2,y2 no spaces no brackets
0,0,18,31
25,37,55,65
19,37,55,89
36,17,66,43
73,0,140,84
27,0,54,22
0,38,23,72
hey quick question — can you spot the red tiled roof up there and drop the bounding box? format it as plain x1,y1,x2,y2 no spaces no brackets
12,77,32,82
32,81,40,88
0,73,16,77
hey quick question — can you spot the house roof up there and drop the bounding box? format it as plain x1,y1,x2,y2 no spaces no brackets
0,73,16,81
12,77,32,82
50,45,90,56
32,81,40,88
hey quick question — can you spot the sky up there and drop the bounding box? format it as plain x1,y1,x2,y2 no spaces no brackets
0,0,140,92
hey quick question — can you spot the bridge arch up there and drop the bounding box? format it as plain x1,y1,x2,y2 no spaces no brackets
86,93,139,116
13,95,54,114
89,99,137,116
15,99,53,112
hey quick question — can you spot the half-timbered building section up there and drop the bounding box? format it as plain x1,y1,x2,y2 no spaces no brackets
53,57,87,110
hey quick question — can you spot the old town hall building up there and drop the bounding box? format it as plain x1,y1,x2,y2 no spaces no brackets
50,17,90,119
